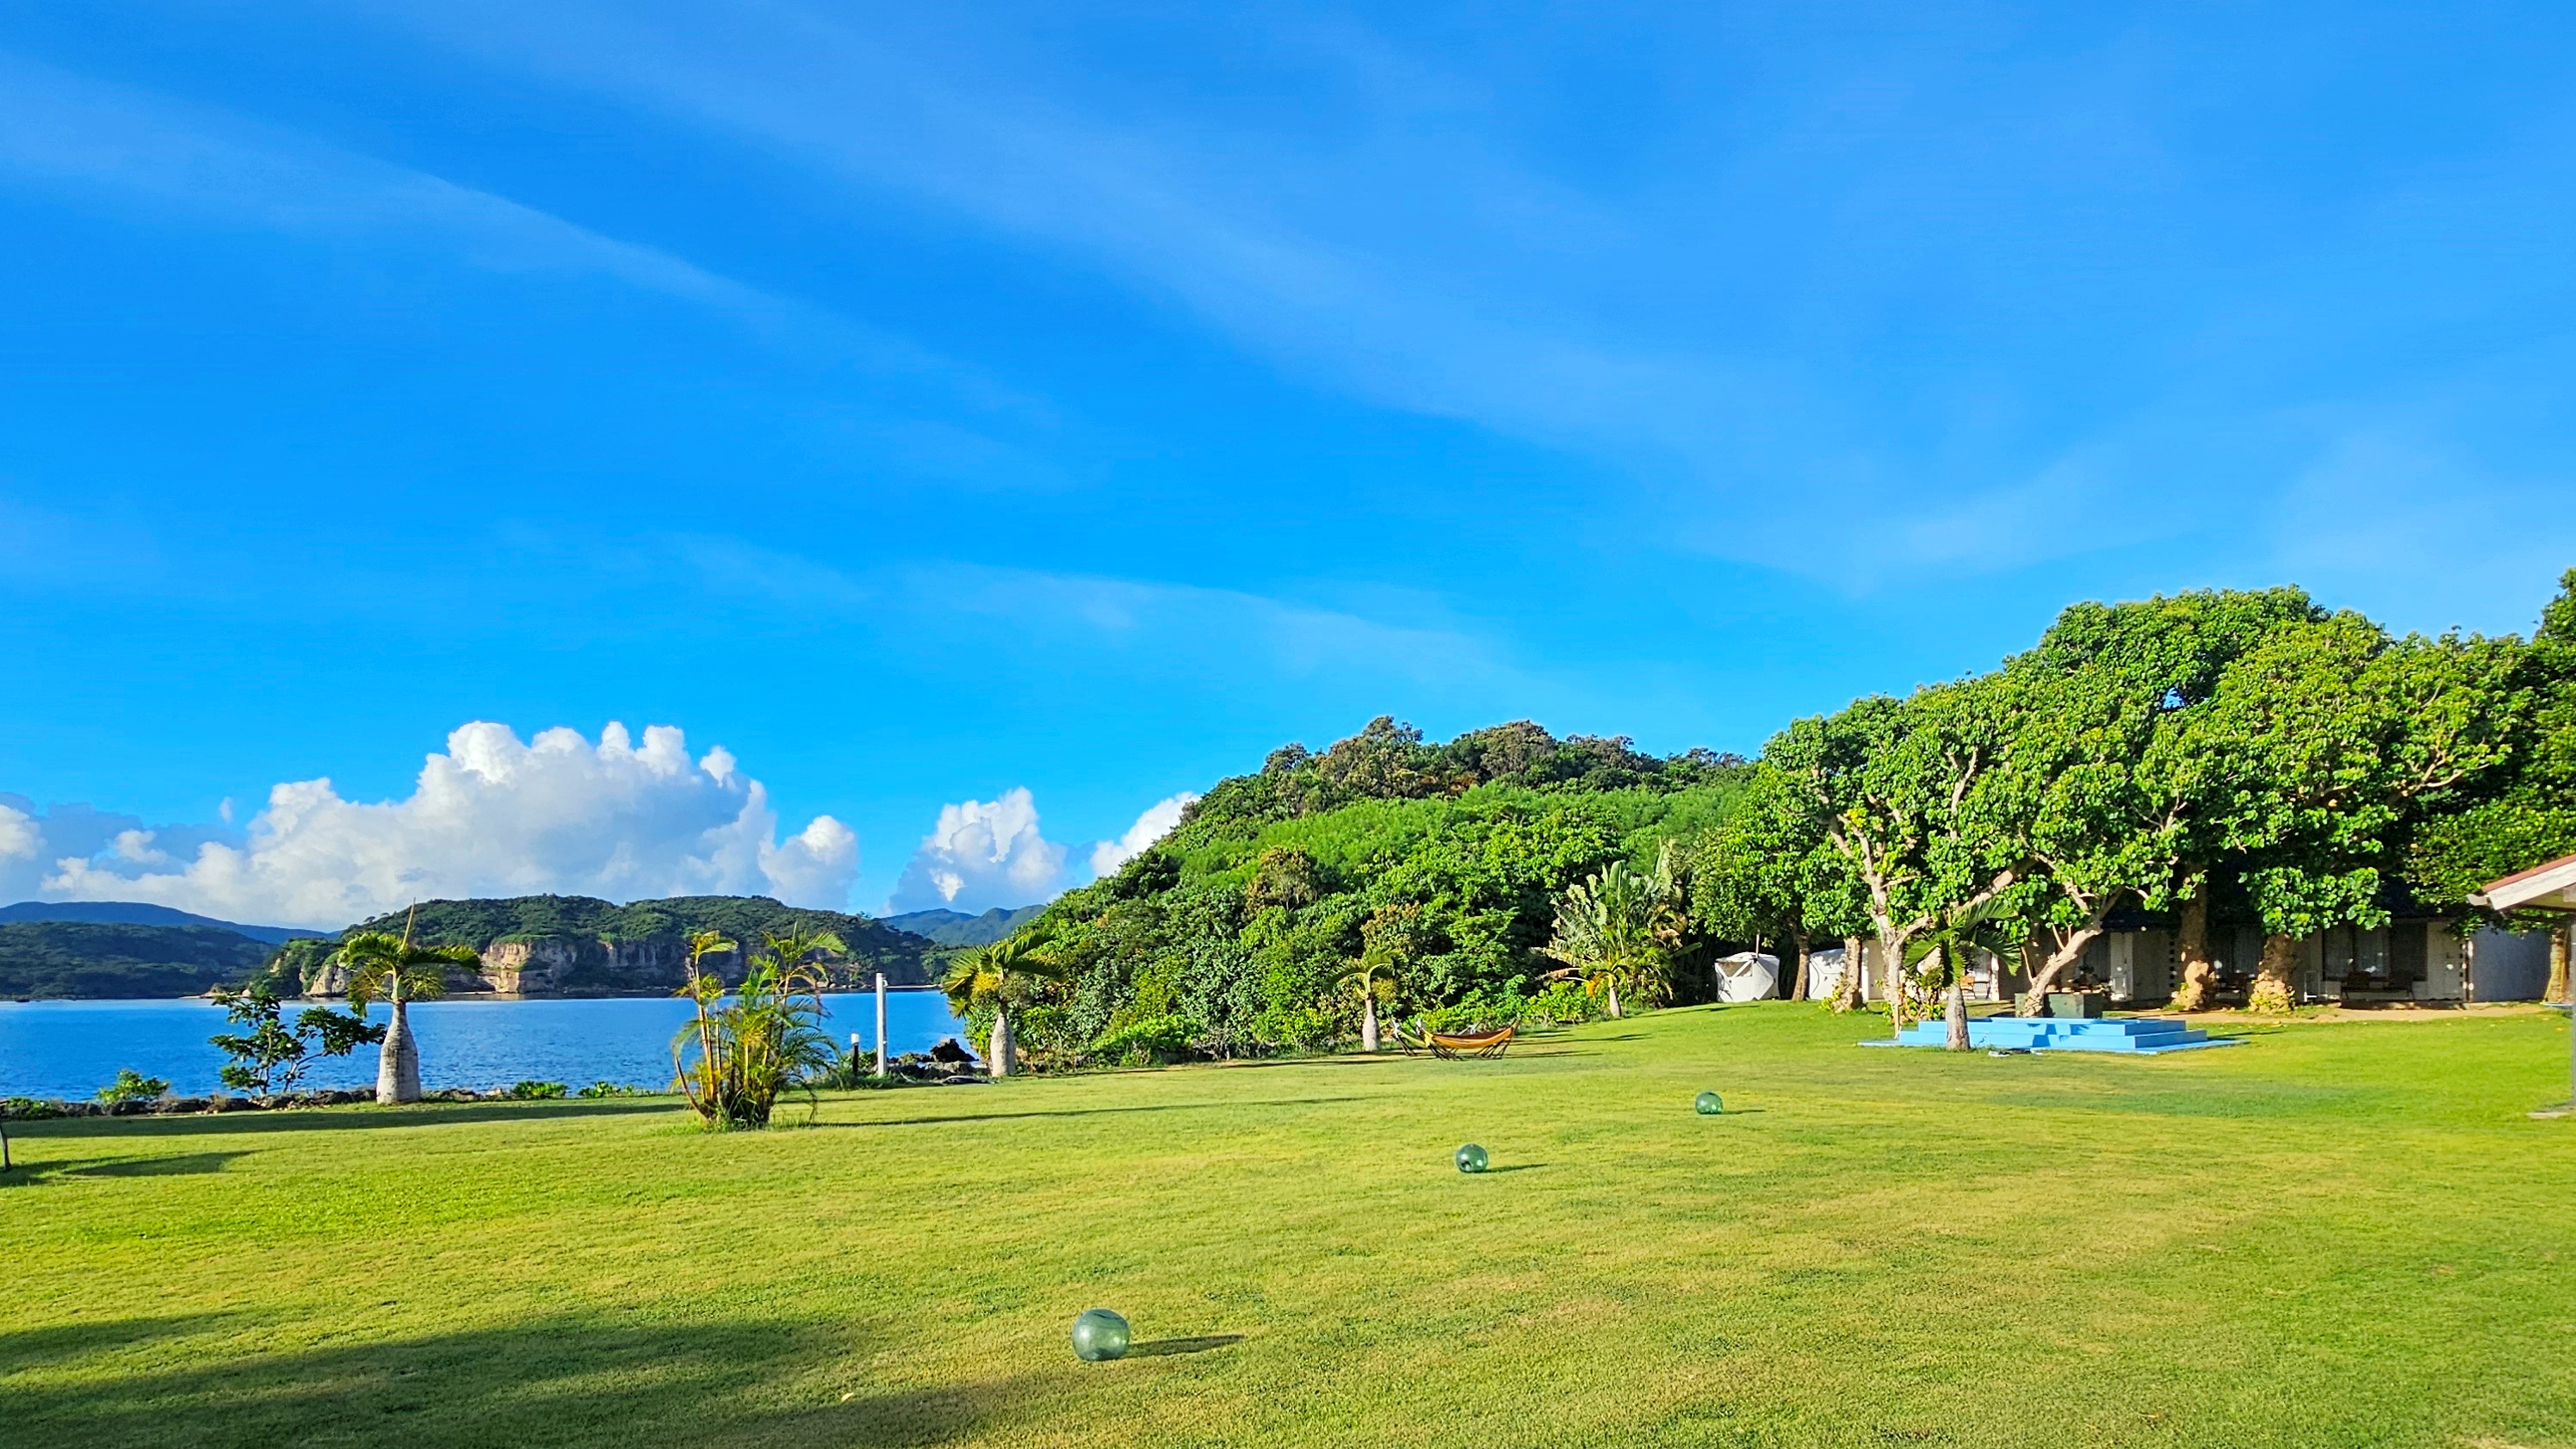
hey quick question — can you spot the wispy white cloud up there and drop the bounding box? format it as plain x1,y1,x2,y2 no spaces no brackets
0,49,1042,419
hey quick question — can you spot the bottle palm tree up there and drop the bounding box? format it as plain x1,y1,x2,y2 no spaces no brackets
1904,899,2022,1050
1335,957,1400,1051
942,934,1064,1077
336,907,483,1104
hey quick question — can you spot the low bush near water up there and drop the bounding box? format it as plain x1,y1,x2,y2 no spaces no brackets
505,1081,569,1100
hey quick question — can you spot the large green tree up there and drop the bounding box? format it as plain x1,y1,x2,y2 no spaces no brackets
2195,614,2523,1010
1693,760,1867,1003
1766,679,2028,1037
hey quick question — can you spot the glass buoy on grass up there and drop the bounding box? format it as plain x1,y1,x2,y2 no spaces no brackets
1455,1143,1489,1173
1071,1308,1130,1361
1695,1091,1723,1116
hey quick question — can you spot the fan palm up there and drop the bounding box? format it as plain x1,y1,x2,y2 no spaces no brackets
336,907,483,1104
942,934,1064,1077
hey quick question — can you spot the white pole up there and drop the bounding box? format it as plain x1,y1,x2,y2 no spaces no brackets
875,972,889,1080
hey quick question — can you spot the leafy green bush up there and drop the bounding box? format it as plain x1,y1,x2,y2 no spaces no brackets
1088,1014,1199,1066
96,1069,170,1104
573,1081,643,1099
3,1097,61,1120
505,1081,569,1100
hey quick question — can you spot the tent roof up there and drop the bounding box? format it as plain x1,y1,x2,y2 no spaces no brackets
2474,852,2576,913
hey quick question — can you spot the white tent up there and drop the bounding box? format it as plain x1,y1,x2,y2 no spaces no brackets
1712,951,1779,1003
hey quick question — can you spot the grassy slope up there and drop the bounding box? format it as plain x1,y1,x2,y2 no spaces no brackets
3,1006,2572,1449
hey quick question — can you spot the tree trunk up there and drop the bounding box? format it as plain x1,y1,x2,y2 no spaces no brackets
1944,970,1970,1051
2549,923,2571,1006
1607,978,1623,1019
2020,921,2111,1016
1834,936,1866,1012
988,1006,1014,1078
2246,932,2300,1012
1360,994,1379,1053
2170,879,2215,1012
1787,925,1811,1002
1879,934,1910,1033
376,998,420,1104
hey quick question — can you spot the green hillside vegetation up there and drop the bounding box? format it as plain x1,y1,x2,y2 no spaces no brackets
997,719,1749,1059
252,895,941,995
0,921,277,1000
5,1007,2571,1448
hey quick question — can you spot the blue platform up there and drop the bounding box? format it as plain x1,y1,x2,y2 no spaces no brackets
1867,1015,2241,1054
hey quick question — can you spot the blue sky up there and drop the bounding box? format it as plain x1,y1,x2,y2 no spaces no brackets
3,3,2574,926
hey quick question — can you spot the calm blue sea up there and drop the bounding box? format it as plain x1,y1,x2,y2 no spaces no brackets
0,992,968,1100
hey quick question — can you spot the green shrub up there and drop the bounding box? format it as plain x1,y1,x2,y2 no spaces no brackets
1088,1014,1199,1066
505,1081,569,1100
573,1081,644,1099
3,1097,62,1120
96,1068,171,1104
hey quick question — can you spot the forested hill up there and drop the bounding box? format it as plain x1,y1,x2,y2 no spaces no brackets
256,895,944,996
882,905,1047,947
1000,719,1749,1058
0,921,279,1000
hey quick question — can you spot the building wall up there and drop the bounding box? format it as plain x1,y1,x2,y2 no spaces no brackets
2470,926,2553,1001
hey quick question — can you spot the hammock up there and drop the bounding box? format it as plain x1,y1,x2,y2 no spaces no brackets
1426,1026,1515,1060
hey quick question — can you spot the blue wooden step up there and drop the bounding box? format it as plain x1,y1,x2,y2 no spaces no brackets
1875,1014,2241,1054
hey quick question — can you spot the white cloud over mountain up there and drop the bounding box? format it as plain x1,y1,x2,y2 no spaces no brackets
889,788,1200,915
887,788,1067,916
25,721,857,928
1091,792,1198,876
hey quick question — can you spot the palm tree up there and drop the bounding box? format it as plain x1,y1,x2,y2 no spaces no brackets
1904,900,2022,1051
942,934,1064,1077
1336,957,1400,1052
671,927,840,1130
336,907,483,1104
1543,859,1678,1019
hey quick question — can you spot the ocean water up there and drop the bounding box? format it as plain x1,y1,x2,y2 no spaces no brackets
0,991,968,1100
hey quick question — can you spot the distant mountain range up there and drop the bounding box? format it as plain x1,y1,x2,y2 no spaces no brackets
879,904,1046,947
0,895,1051,1000
0,901,318,945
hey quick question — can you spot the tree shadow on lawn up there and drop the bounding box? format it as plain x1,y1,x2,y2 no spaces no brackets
833,1097,1375,1130
0,1310,1045,1449
0,1150,256,1187
10,1100,681,1141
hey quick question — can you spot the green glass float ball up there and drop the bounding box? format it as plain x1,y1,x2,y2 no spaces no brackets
1070,1308,1130,1362
1695,1091,1724,1116
1455,1142,1489,1173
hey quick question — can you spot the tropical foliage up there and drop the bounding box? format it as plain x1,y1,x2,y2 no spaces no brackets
672,928,845,1130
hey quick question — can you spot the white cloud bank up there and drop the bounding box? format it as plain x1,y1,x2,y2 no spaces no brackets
1092,792,1198,876
889,789,1199,915
32,721,857,928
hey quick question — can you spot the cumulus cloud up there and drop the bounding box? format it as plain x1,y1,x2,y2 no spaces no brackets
888,788,1068,915
31,721,858,928
1090,792,1198,877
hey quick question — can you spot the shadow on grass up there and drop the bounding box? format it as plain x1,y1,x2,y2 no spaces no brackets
9,1100,682,1141
0,1151,254,1186
0,1310,1041,1449
835,1097,1373,1130
1477,1163,1548,1173
1125,1334,1244,1358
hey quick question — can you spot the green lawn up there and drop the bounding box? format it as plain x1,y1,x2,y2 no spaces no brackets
4,1006,2573,1449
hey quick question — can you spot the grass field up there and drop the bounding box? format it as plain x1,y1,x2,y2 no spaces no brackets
4,1004,2573,1449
